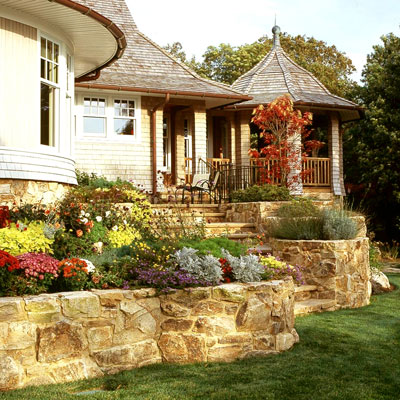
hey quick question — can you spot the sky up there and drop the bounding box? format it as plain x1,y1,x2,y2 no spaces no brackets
125,0,400,83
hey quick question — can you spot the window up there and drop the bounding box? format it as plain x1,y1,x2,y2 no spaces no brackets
40,37,59,147
83,97,106,136
114,100,135,135
78,94,140,140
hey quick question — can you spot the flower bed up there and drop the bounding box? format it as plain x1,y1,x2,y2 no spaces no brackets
0,280,297,391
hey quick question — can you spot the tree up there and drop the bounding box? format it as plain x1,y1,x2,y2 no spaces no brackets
250,95,314,188
344,33,400,241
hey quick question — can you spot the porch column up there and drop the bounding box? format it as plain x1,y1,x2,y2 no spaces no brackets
192,105,207,173
287,131,303,195
155,108,164,192
227,113,236,165
328,112,345,196
237,110,251,166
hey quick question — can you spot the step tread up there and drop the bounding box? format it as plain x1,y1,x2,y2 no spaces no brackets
225,233,259,239
151,204,220,208
294,299,336,315
206,222,256,228
294,285,318,293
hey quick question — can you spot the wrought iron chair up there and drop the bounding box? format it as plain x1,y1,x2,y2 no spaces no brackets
178,171,221,204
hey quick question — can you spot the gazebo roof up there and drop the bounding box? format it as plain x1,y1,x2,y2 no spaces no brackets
231,26,362,122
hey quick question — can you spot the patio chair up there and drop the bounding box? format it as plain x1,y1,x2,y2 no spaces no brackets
178,172,221,204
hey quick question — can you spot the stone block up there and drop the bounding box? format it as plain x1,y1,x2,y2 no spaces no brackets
24,295,61,323
158,333,206,363
160,300,190,317
38,321,88,363
88,326,113,351
191,300,224,316
0,355,24,391
207,345,244,362
0,298,26,322
213,284,247,303
236,296,272,331
194,316,235,336
275,332,296,352
161,318,193,332
60,292,101,319
0,321,36,350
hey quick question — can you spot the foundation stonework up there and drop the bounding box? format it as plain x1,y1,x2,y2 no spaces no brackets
0,280,297,391
0,180,70,206
271,238,371,309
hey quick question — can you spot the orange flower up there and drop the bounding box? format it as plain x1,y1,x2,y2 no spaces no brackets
76,229,83,238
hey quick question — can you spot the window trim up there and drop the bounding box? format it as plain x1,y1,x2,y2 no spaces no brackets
76,92,141,143
82,96,107,138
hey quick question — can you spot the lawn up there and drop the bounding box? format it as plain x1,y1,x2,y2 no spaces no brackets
3,275,400,400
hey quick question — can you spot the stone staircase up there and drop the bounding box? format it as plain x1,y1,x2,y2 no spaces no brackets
294,285,336,316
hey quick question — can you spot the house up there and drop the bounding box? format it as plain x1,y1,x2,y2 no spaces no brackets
0,0,362,204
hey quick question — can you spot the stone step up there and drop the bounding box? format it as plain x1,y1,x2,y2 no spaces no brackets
205,222,257,235
294,285,319,301
294,299,336,316
224,232,259,241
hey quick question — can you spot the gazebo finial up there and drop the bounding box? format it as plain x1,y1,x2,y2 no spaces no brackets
272,24,281,48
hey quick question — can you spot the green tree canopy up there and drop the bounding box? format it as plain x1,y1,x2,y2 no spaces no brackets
164,34,357,98
344,33,400,241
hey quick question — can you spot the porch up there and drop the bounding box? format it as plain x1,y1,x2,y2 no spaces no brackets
182,156,332,202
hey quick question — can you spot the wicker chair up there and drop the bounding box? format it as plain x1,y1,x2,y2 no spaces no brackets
178,172,221,204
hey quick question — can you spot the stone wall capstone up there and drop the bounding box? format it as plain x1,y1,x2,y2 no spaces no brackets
0,280,297,391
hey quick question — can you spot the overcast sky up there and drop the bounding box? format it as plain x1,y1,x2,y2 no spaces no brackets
125,0,400,83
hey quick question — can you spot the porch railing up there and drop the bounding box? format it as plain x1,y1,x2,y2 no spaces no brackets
249,157,331,187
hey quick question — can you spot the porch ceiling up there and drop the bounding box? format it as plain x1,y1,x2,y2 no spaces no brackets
0,0,126,78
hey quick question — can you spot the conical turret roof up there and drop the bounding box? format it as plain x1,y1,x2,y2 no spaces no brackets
231,26,362,121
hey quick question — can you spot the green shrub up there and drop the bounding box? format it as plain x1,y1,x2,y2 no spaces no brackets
369,243,383,270
322,209,358,240
271,217,324,240
277,198,321,218
52,230,94,259
178,237,247,258
0,222,54,256
231,184,291,203
87,222,109,244
271,208,358,240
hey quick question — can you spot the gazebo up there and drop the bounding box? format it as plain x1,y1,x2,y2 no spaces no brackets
211,25,363,197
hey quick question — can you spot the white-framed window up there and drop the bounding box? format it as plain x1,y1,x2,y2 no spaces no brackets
77,93,141,142
83,97,106,137
114,99,135,135
40,36,60,147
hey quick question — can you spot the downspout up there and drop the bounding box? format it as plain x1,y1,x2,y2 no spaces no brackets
151,94,170,197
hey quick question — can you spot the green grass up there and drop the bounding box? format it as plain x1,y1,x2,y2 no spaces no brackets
3,276,400,400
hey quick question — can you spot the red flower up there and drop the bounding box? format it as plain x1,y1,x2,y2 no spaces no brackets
76,229,83,238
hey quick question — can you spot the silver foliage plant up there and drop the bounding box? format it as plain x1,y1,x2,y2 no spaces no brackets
221,249,264,283
173,247,223,285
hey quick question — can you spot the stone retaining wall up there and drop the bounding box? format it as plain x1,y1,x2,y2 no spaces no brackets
0,180,70,207
271,238,371,309
0,280,297,391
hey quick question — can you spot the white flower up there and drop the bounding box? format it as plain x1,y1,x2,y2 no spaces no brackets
96,216,102,222
112,225,118,231
81,217,88,224
123,219,127,225
105,211,111,217
80,259,96,273
85,213,90,218
80,210,85,216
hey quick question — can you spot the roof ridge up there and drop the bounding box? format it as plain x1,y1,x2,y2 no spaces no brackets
275,48,300,101
135,30,245,96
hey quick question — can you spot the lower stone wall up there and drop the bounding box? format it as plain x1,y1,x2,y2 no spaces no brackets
0,280,297,391
271,238,371,309
0,180,70,206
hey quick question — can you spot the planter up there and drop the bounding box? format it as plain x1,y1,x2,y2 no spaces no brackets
0,280,297,391
271,237,371,309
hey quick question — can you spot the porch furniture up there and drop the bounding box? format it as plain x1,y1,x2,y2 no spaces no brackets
178,172,221,204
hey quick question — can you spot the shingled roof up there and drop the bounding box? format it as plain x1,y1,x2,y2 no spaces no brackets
75,0,249,102
231,25,362,121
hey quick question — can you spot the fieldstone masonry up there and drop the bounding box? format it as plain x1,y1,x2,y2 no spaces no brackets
0,280,297,391
271,238,371,309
